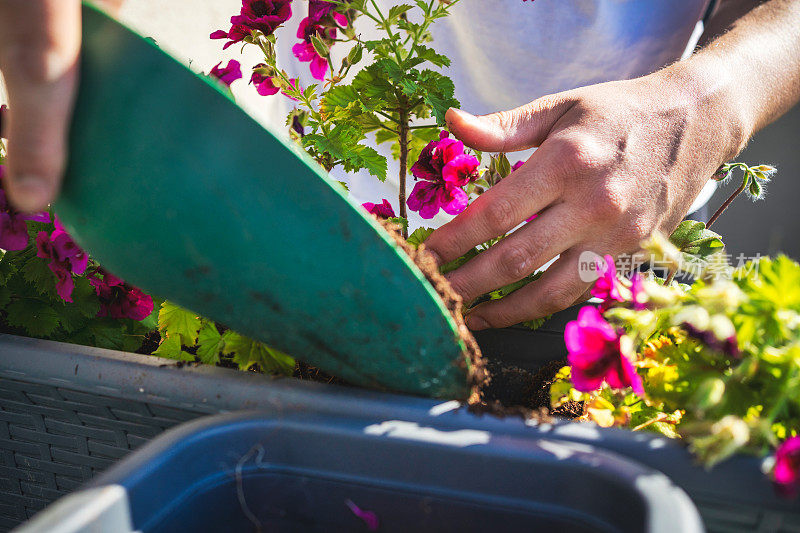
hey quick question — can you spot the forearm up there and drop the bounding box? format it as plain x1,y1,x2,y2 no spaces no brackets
673,0,800,153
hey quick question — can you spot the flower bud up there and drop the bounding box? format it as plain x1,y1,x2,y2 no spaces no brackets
693,377,725,413
689,415,750,468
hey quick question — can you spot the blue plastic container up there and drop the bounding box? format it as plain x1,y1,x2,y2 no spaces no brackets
16,411,702,533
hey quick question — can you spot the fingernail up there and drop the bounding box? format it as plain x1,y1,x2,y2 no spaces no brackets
445,107,476,128
466,315,489,331
10,175,51,212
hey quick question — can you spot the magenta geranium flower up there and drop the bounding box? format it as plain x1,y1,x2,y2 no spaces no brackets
512,160,524,171
89,269,154,321
292,17,334,81
210,60,243,86
774,437,800,496
407,131,478,220
51,218,88,275
309,0,348,25
362,199,395,219
211,0,292,49
0,171,50,251
565,306,644,394
250,67,280,96
591,254,626,310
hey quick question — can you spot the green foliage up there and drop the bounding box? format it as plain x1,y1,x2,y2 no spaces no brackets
152,300,295,375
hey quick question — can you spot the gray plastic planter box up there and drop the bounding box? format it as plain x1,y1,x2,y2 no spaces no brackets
15,411,702,533
1,325,798,532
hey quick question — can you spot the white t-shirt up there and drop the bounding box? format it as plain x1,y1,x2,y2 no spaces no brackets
118,0,715,225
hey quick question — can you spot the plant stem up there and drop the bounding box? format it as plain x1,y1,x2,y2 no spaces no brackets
398,99,409,238
707,178,748,229
664,267,677,286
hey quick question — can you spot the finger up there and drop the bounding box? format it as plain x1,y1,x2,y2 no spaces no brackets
445,94,574,153
424,147,561,265
0,0,81,212
465,248,591,330
446,202,584,302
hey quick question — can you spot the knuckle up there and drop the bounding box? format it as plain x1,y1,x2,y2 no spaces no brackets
591,181,627,220
540,282,578,314
498,244,534,280
553,135,607,172
482,197,517,233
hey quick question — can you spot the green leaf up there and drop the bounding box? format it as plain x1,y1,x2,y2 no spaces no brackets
222,331,295,374
196,323,224,365
668,220,724,259
152,334,195,361
71,276,101,319
386,217,409,232
21,255,57,296
385,4,413,24
6,298,60,337
407,227,434,248
158,301,202,346
415,45,451,67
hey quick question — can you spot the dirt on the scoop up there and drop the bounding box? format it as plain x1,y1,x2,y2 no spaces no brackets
377,220,580,421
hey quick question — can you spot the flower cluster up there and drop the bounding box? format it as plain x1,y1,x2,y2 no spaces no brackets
88,269,153,321
210,0,292,49
34,219,88,302
293,1,348,81
407,131,479,219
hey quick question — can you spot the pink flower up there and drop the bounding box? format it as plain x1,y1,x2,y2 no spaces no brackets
345,500,378,531
89,269,154,321
407,131,478,220
512,160,525,171
210,0,292,49
210,60,242,86
51,218,88,275
0,171,50,251
35,229,87,303
292,17,333,81
309,0,348,26
590,255,625,310
565,306,644,394
774,437,800,496
250,67,280,96
362,199,396,219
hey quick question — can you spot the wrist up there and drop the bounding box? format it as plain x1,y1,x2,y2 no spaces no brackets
650,57,753,163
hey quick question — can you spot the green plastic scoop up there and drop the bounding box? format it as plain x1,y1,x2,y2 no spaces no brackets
55,5,473,399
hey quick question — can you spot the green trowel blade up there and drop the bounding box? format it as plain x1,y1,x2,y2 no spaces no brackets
56,4,471,399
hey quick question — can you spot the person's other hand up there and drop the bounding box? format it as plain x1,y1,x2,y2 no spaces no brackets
0,0,122,213
424,70,746,330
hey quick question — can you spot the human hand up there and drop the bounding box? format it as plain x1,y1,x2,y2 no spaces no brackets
424,69,747,330
0,0,122,213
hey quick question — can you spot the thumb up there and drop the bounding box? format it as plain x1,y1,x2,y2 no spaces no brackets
0,0,81,213
445,95,572,153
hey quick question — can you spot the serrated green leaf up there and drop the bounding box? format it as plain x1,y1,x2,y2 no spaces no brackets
222,331,295,374
196,323,224,365
22,255,57,296
385,4,413,24
407,227,434,248
158,301,201,346
6,298,60,337
152,334,195,361
415,45,451,67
